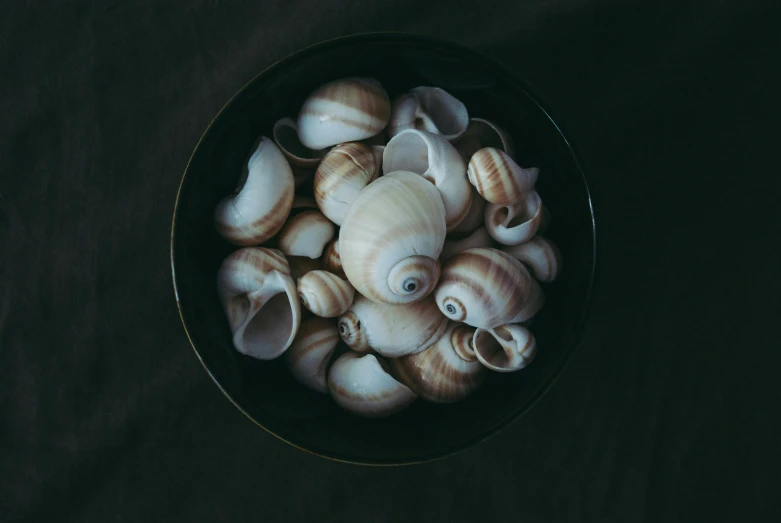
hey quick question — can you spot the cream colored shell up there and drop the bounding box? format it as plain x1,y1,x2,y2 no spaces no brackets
284,316,340,393
473,324,537,372
467,147,538,205
441,226,494,259
322,239,345,278
500,236,562,282
278,210,335,259
484,190,543,246
314,142,379,226
388,86,469,141
297,270,355,318
450,187,487,235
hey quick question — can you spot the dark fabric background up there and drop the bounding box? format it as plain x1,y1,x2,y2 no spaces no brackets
2,1,780,521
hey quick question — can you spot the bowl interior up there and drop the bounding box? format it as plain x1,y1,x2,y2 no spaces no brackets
172,34,595,464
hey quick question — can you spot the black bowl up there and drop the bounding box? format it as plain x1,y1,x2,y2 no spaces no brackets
171,33,596,465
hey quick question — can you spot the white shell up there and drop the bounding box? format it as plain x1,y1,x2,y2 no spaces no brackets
441,226,494,259
513,277,545,323
339,171,446,304
454,118,515,161
390,322,486,403
383,129,472,232
284,316,339,393
473,324,537,372
296,77,391,150
287,256,322,280
322,239,345,278
328,352,417,418
217,247,301,359
450,187,486,235
467,147,538,205
314,142,379,226
337,294,448,358
388,87,469,141
484,190,543,246
278,210,335,259
500,236,562,282
297,270,355,318
434,247,533,329
272,117,328,168
214,137,294,246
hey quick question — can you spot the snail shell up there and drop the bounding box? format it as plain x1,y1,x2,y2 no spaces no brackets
454,118,515,162
314,142,379,226
388,86,469,141
390,322,486,403
434,247,533,329
484,190,543,246
473,324,537,372
217,247,301,359
441,226,494,259
337,294,448,358
214,137,294,246
500,236,562,282
287,256,322,281
284,316,340,393
450,187,487,236
322,239,345,278
272,117,328,168
339,171,446,304
297,270,355,318
278,210,335,259
382,129,472,232
467,147,538,205
514,277,545,323
328,352,417,418
296,77,391,150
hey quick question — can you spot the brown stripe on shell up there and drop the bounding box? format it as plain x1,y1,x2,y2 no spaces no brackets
298,270,354,318
285,321,340,368
215,187,294,244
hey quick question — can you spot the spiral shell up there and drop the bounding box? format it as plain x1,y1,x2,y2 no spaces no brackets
514,277,545,323
287,256,322,280
328,352,417,418
467,147,539,205
388,86,469,141
484,190,543,246
383,129,472,232
296,77,391,150
322,239,345,278
473,324,537,372
278,210,335,259
450,187,487,235
314,142,379,225
214,137,294,246
339,171,446,304
297,270,355,318
500,236,562,282
454,118,515,162
216,247,301,359
284,317,340,393
434,247,533,329
441,226,494,259
337,294,448,358
390,322,486,403
272,117,328,168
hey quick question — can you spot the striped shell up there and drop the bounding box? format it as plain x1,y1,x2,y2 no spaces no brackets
216,247,301,359
328,352,417,418
278,210,335,259
450,187,487,235
314,142,379,225
296,77,391,150
454,118,515,162
322,239,345,278
383,129,472,232
514,277,545,323
434,247,533,329
284,316,340,393
441,226,494,259
473,324,537,372
337,294,448,358
339,171,446,304
467,147,538,205
272,117,328,168
500,236,562,282
388,87,469,141
484,190,543,246
390,322,486,403
214,137,294,246
297,270,355,318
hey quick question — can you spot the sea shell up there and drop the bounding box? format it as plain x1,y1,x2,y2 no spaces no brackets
339,171,446,304
473,324,537,372
449,187,486,236
500,236,562,282
284,316,340,393
296,77,391,150
287,256,322,280
454,118,515,161
383,129,472,232
322,239,345,278
441,226,494,259
214,137,294,246
216,247,301,359
337,294,448,358
514,277,545,322
388,86,469,141
278,210,335,259
484,190,543,246
434,247,533,329
272,117,328,168
314,142,379,226
390,322,486,403
467,147,539,205
328,352,417,418
297,270,355,318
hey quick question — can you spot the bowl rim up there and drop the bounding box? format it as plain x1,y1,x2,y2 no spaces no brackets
170,31,598,466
